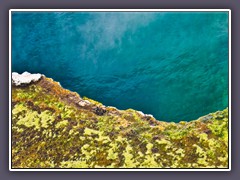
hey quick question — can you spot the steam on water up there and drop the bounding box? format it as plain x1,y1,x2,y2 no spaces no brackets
12,12,229,122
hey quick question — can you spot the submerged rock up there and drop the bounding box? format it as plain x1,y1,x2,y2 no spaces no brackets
11,72,229,169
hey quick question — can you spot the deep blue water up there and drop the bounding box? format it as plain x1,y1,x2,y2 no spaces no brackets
12,12,229,122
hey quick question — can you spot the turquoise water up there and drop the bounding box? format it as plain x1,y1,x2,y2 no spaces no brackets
12,12,229,122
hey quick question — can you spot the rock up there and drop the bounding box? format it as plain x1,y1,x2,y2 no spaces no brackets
200,114,213,121
12,72,42,86
137,110,155,119
78,100,91,107
145,114,154,118
137,111,145,116
93,106,106,116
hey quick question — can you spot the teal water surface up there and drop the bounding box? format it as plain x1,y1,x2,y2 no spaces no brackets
12,12,229,122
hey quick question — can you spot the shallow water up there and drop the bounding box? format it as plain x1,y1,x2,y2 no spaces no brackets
12,12,229,122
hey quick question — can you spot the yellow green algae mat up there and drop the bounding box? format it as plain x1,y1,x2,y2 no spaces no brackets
11,73,229,168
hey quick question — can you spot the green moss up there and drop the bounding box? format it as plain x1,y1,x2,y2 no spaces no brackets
84,127,99,136
60,160,89,168
55,120,68,129
16,110,41,130
122,143,138,168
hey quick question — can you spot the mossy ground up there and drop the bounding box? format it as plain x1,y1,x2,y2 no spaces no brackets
12,77,229,168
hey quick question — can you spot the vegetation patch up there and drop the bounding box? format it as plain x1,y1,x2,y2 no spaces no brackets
12,76,229,168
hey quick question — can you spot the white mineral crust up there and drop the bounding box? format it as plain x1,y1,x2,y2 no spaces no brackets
12,72,42,86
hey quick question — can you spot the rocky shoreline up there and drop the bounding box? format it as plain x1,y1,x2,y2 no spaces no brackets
11,72,229,168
